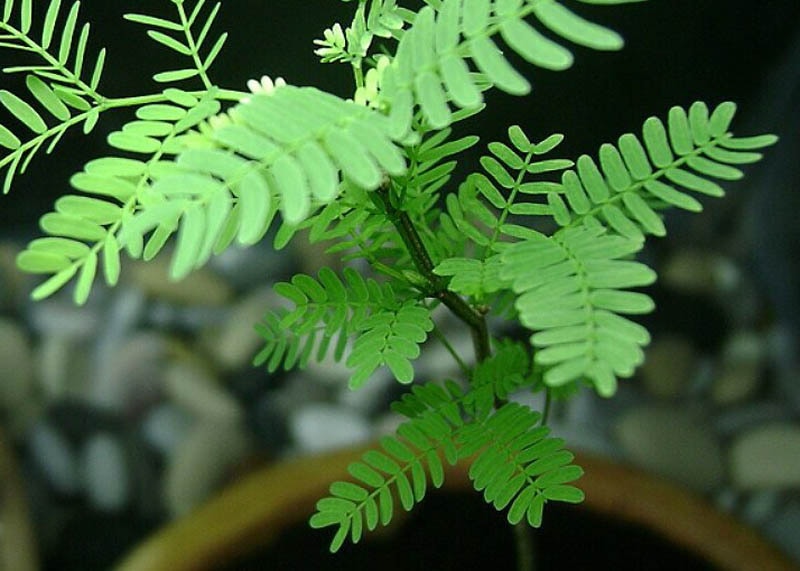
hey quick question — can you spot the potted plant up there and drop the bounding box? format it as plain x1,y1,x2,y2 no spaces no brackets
0,0,791,569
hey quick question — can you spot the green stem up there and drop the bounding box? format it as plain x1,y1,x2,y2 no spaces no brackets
514,523,536,571
376,185,491,363
429,321,470,377
541,388,552,426
175,2,214,89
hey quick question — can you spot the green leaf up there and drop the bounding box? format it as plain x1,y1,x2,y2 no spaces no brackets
123,13,184,31
16,250,72,273
153,69,200,83
0,124,21,150
74,250,97,305
147,30,193,55
31,265,79,301
26,75,70,121
533,1,623,50
0,90,47,133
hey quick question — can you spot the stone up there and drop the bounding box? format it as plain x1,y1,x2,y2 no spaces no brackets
28,298,102,339
126,256,232,306
289,402,372,453
90,331,175,414
0,318,34,410
712,401,792,437
29,420,81,495
740,490,781,527
81,433,130,512
140,403,193,457
36,335,92,401
761,499,800,564
0,241,24,309
163,420,251,517
337,369,398,415
248,394,289,451
711,331,764,406
202,286,280,372
729,423,800,490
164,358,243,423
614,405,725,492
639,335,697,400
661,249,734,295
209,242,294,291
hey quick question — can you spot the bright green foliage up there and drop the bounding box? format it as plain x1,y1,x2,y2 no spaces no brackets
0,0,107,193
4,0,778,557
15,89,222,303
255,267,433,387
124,0,228,86
380,0,630,138
501,225,655,396
434,128,573,299
545,102,777,239
312,381,583,552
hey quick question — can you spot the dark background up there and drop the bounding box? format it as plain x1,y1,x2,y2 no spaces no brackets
1,0,797,227
1,0,799,328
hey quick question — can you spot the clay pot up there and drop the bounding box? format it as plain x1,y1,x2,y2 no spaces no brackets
115,445,798,571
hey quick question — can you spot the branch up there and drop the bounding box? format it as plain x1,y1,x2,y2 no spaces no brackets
376,185,491,363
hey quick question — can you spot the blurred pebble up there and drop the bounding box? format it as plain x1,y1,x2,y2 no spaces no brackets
639,335,697,400
761,500,800,564
614,405,725,492
337,369,398,415
81,433,130,512
164,420,251,517
711,331,765,405
127,256,232,306
740,490,781,526
202,286,279,372
210,242,294,290
140,403,193,457
165,359,243,423
249,394,289,451
36,335,91,401
0,241,24,309
729,422,800,490
0,317,34,409
661,249,733,295
91,332,173,414
712,401,792,436
29,421,80,495
28,299,100,339
146,301,227,331
289,403,372,453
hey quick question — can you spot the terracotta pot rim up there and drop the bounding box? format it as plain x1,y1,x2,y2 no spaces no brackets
115,444,799,571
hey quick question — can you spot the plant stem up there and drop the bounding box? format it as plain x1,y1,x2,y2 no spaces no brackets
514,523,536,571
377,186,490,362
429,321,470,377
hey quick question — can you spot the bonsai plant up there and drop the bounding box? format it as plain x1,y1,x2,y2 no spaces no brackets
1,0,779,566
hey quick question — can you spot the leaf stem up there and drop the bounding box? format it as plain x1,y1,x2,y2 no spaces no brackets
429,320,470,377
376,184,491,363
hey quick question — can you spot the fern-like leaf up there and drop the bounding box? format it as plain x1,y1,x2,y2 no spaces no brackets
434,126,572,299
501,225,656,396
545,101,777,239
312,380,466,552
1,0,107,192
123,85,408,283
314,389,582,551
458,402,584,526
15,89,222,303
346,300,434,387
254,267,395,372
380,0,629,138
124,0,229,85
255,267,432,387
